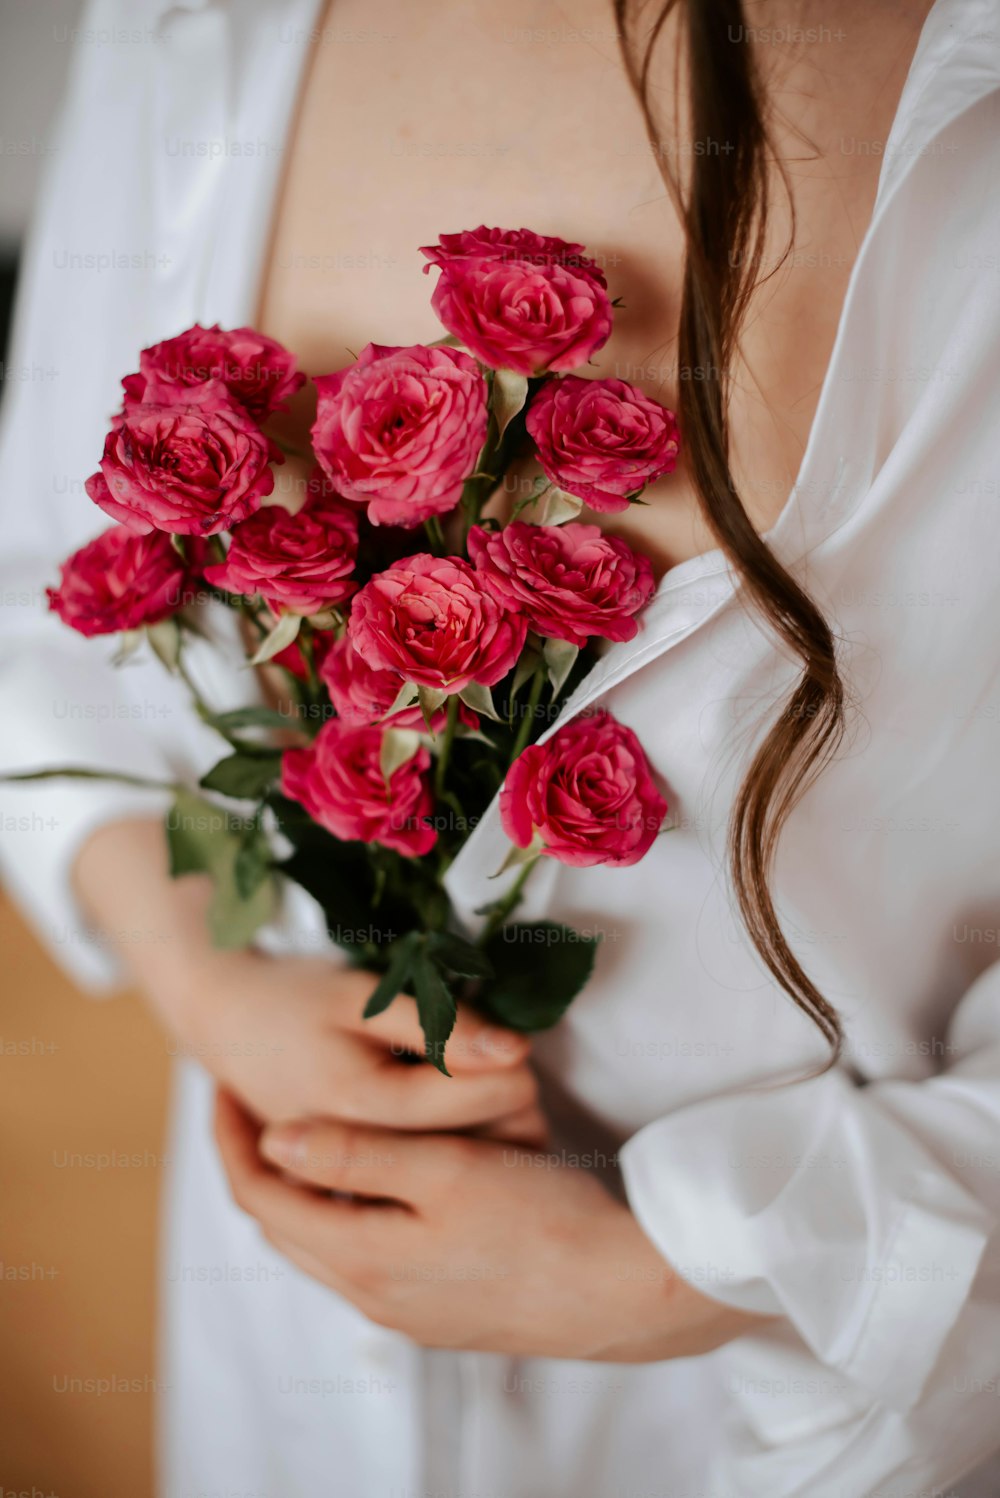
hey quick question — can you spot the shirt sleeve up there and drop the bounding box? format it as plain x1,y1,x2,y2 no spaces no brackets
0,5,209,990
619,959,1000,1424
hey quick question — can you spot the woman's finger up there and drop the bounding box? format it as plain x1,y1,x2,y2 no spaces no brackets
344,988,531,1074
472,1103,550,1149
334,1053,539,1133
213,1089,413,1274
257,1111,473,1204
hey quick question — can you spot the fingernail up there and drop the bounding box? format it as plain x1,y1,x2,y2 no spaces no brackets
260,1122,307,1167
469,1026,528,1065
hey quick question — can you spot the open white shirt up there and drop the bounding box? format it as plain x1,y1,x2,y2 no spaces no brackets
2,1,1000,1494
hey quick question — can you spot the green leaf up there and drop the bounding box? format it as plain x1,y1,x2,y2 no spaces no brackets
207,857,276,948
112,629,144,666
457,680,500,722
411,951,458,1076
277,838,411,962
205,706,294,734
542,637,579,697
363,933,421,1019
537,487,583,526
280,843,378,947
382,680,421,721
491,368,529,439
485,840,542,882
453,725,494,748
165,788,276,948
510,641,543,701
478,921,600,1032
146,617,183,672
417,684,448,730
248,611,301,666
199,751,282,800
307,609,339,630
233,824,271,900
426,931,495,980
380,727,423,785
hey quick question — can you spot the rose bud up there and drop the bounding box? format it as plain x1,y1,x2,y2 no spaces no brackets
421,229,613,375
468,520,655,648
270,631,333,683
204,497,358,616
526,375,680,513
121,323,306,421
47,525,193,637
348,554,527,695
321,635,477,732
500,709,667,868
86,383,277,536
281,719,437,856
311,343,488,528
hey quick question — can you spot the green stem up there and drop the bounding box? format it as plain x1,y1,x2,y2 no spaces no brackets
0,767,181,792
272,435,314,461
434,695,460,799
423,515,447,555
480,856,538,944
460,472,495,544
510,665,545,763
510,480,551,522
296,627,322,698
176,657,231,747
240,598,271,638
176,655,261,755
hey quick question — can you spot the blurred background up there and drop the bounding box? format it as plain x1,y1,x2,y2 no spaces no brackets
1,5,167,1493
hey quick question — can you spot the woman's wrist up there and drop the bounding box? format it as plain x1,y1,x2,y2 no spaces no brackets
71,815,243,1043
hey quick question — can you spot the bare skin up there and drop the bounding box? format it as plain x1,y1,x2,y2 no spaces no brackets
75,0,933,1360
260,0,933,572
73,820,547,1144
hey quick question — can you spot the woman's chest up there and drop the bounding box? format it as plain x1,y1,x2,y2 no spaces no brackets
253,0,908,570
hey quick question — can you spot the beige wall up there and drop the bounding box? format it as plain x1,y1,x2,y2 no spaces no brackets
0,890,167,1497
0,4,168,1490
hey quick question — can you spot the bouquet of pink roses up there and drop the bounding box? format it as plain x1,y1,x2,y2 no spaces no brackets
33,227,680,1071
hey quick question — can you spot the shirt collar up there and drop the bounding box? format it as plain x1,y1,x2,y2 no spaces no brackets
875,0,1000,212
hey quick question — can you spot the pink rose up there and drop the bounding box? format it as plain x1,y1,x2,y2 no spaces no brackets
526,375,680,513
348,554,527,693
422,238,613,376
204,497,358,615
421,226,606,287
321,634,477,732
467,521,655,648
47,525,192,637
122,323,305,421
86,383,277,536
311,343,488,528
281,719,436,856
500,709,667,868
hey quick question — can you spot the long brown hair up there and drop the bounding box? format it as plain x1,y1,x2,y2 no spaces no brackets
614,0,846,1057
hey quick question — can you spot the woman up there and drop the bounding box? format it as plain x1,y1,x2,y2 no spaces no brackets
2,0,999,1493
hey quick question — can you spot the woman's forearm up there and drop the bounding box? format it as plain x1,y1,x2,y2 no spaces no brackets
70,816,235,1043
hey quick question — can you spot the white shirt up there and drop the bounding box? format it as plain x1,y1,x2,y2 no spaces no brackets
2,2,999,1494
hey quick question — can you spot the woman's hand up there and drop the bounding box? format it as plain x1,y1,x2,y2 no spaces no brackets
73,817,546,1143
215,1091,767,1362
184,950,545,1141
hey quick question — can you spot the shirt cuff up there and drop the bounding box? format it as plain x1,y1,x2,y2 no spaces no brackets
619,1066,994,1412
0,640,176,990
